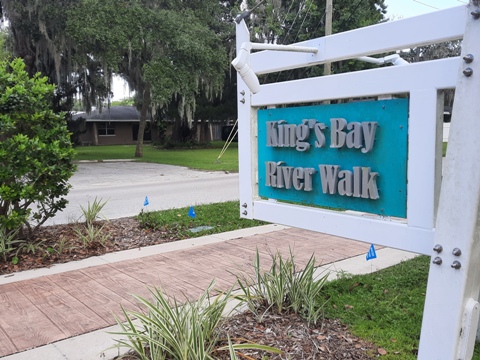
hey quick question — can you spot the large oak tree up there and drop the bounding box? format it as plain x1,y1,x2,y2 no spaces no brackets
1,0,230,155
0,0,389,152
67,0,230,154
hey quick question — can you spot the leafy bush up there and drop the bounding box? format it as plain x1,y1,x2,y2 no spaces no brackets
0,58,75,238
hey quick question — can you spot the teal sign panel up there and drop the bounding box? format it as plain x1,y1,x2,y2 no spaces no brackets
258,99,408,218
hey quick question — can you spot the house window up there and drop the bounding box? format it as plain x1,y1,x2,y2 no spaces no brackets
98,122,115,136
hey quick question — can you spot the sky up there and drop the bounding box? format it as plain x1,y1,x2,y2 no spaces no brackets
111,0,470,100
111,76,131,101
384,0,467,19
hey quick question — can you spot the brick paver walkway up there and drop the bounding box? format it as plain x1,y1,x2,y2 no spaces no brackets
0,227,370,357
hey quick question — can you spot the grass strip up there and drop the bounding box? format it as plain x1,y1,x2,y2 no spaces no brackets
319,256,480,359
74,142,239,172
137,201,266,239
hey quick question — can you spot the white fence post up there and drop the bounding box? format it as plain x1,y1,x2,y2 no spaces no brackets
418,3,480,359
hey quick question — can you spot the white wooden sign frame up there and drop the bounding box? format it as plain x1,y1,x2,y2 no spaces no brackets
235,2,480,358
236,7,468,256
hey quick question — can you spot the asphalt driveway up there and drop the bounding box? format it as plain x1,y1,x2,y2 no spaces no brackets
48,161,239,225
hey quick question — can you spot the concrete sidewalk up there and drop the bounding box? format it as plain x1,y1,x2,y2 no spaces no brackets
0,225,416,360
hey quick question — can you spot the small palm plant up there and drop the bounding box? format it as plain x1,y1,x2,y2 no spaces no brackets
0,227,24,262
111,281,281,359
79,197,108,226
235,249,329,325
74,197,109,247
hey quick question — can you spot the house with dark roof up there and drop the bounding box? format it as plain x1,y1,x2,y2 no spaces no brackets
74,106,156,146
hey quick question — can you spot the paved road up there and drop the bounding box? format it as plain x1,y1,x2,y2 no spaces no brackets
47,161,239,225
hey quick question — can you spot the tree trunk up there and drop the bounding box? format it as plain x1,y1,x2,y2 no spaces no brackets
135,85,151,158
171,117,192,143
199,119,208,143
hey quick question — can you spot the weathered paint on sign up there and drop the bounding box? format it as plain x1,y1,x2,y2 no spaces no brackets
258,98,408,218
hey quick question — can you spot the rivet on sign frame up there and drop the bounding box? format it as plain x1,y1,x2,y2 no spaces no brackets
451,261,462,270
463,54,474,63
463,68,473,77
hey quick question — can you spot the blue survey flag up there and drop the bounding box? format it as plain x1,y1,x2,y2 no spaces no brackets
188,206,196,219
366,244,377,261
144,196,149,206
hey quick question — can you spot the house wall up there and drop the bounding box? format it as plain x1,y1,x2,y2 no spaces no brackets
79,122,136,145
78,120,228,146
100,123,135,145
163,121,233,143
80,121,158,145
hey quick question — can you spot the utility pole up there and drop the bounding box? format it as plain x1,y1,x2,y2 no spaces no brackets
324,0,333,76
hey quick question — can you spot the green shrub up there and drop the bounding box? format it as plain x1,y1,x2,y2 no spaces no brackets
0,58,75,238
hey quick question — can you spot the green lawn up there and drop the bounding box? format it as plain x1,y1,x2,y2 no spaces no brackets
320,256,480,359
74,142,239,172
137,201,266,239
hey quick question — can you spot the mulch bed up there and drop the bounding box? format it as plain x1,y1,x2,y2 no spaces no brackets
1,217,173,275
115,310,379,360
213,311,379,359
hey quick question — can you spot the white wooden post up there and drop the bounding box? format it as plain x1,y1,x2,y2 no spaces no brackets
235,19,257,220
418,3,480,359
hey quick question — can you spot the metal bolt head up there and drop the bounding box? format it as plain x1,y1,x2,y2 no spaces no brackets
242,210,248,215
471,9,480,19
240,98,246,104
463,54,474,64
451,261,462,270
242,203,248,208
452,248,462,257
240,90,245,95
433,244,443,253
464,68,474,77
432,257,443,265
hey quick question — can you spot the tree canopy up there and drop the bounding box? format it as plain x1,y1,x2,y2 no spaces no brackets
0,0,232,154
0,0,389,150
248,0,386,83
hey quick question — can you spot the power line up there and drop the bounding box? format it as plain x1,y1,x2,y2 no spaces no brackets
338,0,365,30
412,0,439,10
291,0,315,44
279,1,296,43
